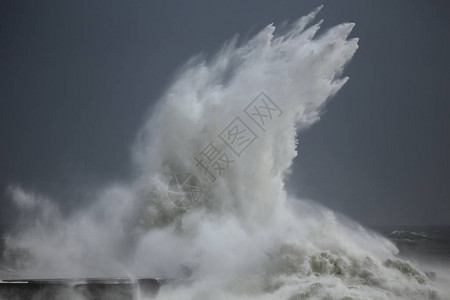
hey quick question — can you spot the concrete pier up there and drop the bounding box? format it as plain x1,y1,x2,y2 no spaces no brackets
0,277,163,299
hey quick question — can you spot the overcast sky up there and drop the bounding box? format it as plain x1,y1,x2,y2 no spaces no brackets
0,0,449,227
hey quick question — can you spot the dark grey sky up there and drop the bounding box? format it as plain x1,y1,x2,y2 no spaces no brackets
0,0,449,227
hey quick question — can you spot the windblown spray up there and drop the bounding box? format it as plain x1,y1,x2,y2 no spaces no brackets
3,7,447,300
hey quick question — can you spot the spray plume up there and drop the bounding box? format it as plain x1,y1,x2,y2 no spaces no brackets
3,7,447,300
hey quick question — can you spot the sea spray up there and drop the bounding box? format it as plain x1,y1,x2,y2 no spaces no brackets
2,6,446,300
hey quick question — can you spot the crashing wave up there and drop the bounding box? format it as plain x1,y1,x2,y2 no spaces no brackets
2,6,448,300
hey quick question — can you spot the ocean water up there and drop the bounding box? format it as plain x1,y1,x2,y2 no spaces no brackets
374,225,450,264
1,226,449,299
1,7,449,300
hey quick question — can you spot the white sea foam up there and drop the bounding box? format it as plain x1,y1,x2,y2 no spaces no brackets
3,7,447,300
